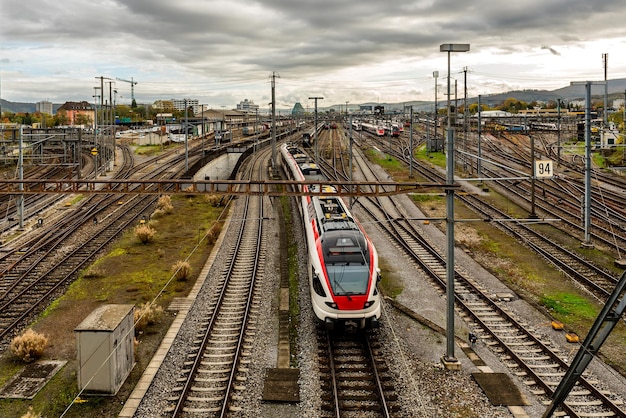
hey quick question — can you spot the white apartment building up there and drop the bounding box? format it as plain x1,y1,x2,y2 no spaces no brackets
171,98,200,115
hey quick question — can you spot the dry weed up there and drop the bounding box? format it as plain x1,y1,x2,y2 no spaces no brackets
134,303,164,332
172,260,192,281
205,194,223,207
10,329,48,363
21,407,41,418
156,195,173,213
134,224,156,244
207,224,223,245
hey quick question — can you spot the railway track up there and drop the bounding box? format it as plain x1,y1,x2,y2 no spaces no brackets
166,148,269,417
367,132,624,307
0,144,206,348
288,135,401,416
317,328,398,417
458,195,621,301
346,143,626,417
0,164,77,235
460,131,626,253
0,193,159,343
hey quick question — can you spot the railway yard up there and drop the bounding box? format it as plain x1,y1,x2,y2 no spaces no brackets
0,118,625,418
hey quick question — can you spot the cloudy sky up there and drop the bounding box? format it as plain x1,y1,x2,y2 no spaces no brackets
2,0,626,109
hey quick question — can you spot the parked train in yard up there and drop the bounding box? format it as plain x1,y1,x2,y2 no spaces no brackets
356,121,401,137
361,122,385,136
280,143,382,330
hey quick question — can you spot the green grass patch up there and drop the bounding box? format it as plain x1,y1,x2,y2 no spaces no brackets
592,153,606,168
134,143,176,156
562,141,585,156
70,195,85,205
365,149,405,175
409,193,444,205
281,196,301,368
377,258,403,299
539,293,597,320
415,144,446,168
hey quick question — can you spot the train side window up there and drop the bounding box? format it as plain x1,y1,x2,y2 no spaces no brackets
312,269,326,297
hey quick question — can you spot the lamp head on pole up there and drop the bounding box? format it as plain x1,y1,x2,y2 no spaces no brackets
440,43,470,52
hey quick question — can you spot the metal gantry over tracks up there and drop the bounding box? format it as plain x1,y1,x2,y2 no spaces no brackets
0,179,457,197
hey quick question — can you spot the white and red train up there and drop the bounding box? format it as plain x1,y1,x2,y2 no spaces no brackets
280,143,381,330
361,122,385,137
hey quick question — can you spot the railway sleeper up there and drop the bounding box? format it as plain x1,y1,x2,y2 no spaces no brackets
185,386,222,392
187,395,225,402
565,400,605,406
337,382,378,391
180,406,222,413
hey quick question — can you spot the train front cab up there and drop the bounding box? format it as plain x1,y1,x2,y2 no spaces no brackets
309,263,382,331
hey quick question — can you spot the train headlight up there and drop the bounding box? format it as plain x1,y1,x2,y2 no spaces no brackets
363,300,375,309
325,302,338,309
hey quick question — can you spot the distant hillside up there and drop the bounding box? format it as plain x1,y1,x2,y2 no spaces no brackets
4,78,626,116
552,78,626,100
0,99,63,114
330,78,626,110
0,99,36,113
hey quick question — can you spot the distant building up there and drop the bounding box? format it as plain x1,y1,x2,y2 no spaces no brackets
477,110,512,117
198,109,246,131
153,100,175,111
569,100,585,110
36,100,53,115
236,99,259,113
57,101,95,126
171,98,199,115
291,102,305,115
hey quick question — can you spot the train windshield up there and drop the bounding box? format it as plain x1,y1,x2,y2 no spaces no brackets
322,231,370,296
327,265,370,296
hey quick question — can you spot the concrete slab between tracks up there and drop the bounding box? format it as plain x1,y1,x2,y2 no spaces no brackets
472,372,530,407
262,368,300,402
390,297,532,416
118,207,233,418
0,360,66,399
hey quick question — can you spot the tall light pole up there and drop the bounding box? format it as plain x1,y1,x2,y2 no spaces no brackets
530,132,538,219
93,87,101,179
17,126,24,228
440,43,470,370
113,88,118,166
348,113,354,207
623,90,626,164
433,71,439,151
105,80,114,170
184,98,188,172
463,67,469,172
556,99,563,166
477,94,482,180
603,53,608,128
201,104,205,154
271,72,280,169
309,96,323,161
571,81,603,249
409,106,414,178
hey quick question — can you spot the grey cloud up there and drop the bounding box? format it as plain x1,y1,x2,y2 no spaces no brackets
2,0,626,104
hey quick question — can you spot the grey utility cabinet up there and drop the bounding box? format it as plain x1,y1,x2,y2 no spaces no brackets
75,304,135,394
